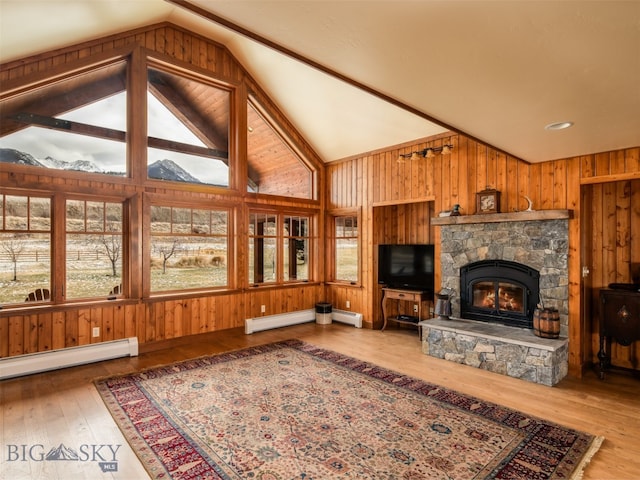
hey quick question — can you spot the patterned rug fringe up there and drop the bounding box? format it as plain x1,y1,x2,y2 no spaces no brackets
569,435,604,480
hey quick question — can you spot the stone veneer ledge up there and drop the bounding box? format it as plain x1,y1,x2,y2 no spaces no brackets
421,318,569,386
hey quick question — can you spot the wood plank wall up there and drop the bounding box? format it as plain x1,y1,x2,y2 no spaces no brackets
326,135,640,376
0,23,324,359
1,22,638,377
581,149,640,371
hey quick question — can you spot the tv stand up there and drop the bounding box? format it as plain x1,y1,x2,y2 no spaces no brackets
381,287,431,339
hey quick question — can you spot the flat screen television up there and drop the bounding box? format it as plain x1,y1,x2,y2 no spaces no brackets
378,244,435,293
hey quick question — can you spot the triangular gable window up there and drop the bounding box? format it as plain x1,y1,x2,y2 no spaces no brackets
146,67,230,188
247,97,314,200
0,61,128,176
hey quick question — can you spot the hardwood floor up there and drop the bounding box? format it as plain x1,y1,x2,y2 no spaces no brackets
1,322,639,479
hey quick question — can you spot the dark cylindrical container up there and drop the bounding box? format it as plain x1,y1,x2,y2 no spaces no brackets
315,302,332,325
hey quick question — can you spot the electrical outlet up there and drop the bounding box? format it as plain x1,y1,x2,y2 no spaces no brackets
92,327,100,337
346,300,350,309
260,305,266,313
413,304,418,313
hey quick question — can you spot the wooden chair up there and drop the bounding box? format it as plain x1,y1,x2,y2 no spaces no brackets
25,288,51,302
109,284,122,295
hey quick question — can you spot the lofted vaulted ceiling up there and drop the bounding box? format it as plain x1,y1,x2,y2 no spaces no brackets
1,0,639,164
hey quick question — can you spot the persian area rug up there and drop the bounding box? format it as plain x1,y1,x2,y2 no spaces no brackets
95,339,602,479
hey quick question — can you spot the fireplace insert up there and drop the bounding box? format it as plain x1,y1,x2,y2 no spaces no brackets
460,260,540,328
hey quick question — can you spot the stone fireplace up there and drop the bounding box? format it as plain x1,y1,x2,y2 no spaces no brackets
422,211,571,386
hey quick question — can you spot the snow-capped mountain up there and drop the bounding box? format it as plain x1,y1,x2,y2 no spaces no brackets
148,159,202,183
39,155,103,173
0,148,103,173
0,148,203,184
0,148,47,167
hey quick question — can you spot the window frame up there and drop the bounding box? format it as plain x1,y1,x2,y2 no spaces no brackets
145,197,234,296
282,214,310,283
0,58,130,179
248,208,315,286
246,94,318,200
0,44,324,311
329,210,361,286
64,196,126,301
144,60,235,191
0,189,132,307
0,190,53,306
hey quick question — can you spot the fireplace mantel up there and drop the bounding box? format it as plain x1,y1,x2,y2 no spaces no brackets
431,209,572,226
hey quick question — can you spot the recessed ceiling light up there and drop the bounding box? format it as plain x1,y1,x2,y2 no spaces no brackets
545,121,573,131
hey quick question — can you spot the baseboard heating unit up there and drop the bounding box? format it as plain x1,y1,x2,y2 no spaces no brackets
245,309,316,334
332,309,363,328
0,337,139,380
245,309,363,334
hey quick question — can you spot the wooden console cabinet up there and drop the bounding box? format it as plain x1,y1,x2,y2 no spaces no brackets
381,288,431,338
598,289,640,379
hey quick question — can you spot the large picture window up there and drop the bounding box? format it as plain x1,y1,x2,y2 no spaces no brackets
0,44,321,311
150,205,229,292
0,193,51,305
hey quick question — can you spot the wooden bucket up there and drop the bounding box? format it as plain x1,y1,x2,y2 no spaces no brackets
533,308,560,338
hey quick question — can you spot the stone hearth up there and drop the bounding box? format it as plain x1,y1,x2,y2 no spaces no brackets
420,318,568,386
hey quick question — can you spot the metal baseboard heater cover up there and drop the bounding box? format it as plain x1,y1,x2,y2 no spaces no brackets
332,309,363,328
245,308,363,334
0,337,139,380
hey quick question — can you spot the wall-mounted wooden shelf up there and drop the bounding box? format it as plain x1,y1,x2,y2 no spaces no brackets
372,196,435,207
431,209,572,226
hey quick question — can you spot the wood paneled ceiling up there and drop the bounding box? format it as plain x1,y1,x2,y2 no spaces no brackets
1,1,639,164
